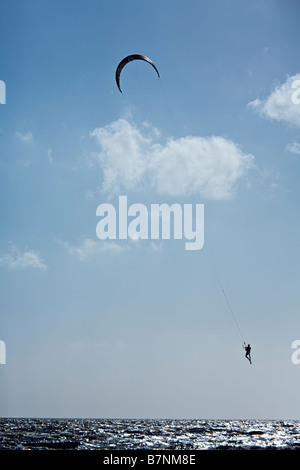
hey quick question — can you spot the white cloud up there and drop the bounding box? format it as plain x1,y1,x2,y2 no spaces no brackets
248,73,300,127
90,119,153,194
286,142,300,155
90,119,254,200
15,131,33,143
0,243,47,270
151,135,254,199
58,237,128,260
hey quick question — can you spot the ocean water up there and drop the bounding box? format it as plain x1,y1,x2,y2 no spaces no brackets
1,418,300,451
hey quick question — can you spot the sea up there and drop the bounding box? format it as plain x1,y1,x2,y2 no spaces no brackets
1,418,300,465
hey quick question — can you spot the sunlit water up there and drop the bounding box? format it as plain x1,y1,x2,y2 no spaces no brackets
1,418,300,450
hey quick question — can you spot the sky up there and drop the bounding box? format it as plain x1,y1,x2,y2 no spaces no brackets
0,0,300,419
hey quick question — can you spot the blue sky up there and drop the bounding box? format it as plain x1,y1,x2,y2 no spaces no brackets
1,0,300,419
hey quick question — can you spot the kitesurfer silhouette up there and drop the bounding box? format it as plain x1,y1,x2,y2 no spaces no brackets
244,343,252,364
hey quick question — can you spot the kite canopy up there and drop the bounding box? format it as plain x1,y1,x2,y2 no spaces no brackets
115,54,160,93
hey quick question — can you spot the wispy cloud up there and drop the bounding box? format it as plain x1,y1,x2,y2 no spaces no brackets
58,237,128,260
15,131,33,144
90,118,254,200
248,73,300,127
47,148,53,164
0,243,47,270
286,142,300,155
16,158,32,167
